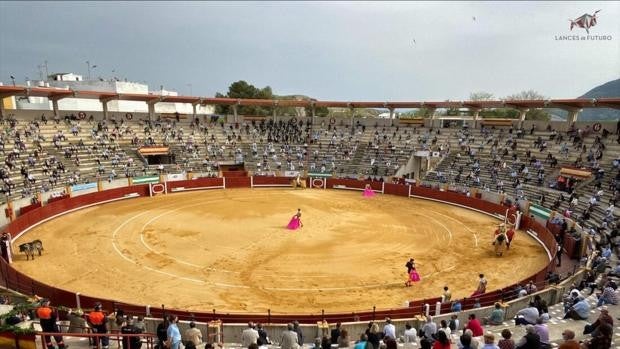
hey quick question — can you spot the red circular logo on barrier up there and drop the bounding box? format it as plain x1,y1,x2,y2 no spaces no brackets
151,184,165,194
312,178,324,188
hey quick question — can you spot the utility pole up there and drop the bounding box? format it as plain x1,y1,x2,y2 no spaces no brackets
37,64,44,81
86,61,96,80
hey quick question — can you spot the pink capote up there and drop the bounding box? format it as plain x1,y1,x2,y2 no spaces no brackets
363,187,375,197
287,216,301,230
409,269,421,282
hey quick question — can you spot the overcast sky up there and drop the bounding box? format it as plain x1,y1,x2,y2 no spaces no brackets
1,1,618,101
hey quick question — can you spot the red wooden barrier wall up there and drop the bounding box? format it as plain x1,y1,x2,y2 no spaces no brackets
0,177,557,323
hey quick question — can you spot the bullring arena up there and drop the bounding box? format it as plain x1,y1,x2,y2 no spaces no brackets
0,88,617,348
10,186,549,313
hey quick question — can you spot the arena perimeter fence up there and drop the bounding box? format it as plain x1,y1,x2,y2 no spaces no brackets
0,176,564,324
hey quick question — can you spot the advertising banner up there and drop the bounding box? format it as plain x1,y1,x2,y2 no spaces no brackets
133,175,160,184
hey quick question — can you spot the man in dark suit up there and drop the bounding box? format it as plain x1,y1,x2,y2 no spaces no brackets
330,323,341,345
406,258,415,273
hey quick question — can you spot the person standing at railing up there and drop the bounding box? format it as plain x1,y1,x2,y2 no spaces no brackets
0,232,11,263
166,315,182,349
67,308,88,333
280,323,300,349
36,299,66,349
88,302,109,349
120,315,143,349
183,321,203,348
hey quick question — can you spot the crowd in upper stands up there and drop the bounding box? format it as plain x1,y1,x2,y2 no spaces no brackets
1,113,620,349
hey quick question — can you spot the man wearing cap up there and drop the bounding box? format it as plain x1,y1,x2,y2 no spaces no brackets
36,299,66,349
88,302,109,349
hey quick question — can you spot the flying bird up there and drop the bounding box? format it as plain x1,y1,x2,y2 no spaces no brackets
412,39,416,45
472,16,476,21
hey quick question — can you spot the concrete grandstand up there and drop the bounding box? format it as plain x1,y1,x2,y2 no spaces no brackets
0,86,619,349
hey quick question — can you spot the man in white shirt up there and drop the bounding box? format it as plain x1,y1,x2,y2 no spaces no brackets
383,318,396,340
438,320,451,337
403,323,417,344
241,322,260,347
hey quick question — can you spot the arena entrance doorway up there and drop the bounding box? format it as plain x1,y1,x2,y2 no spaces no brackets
138,146,176,165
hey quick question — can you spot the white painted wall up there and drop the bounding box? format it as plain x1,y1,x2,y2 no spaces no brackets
10,79,216,115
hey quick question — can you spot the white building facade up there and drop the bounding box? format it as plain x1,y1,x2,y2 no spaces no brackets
13,74,215,115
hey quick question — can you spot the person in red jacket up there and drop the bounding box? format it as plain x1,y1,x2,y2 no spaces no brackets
465,314,484,337
36,299,66,349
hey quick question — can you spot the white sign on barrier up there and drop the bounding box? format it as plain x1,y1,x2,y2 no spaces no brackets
166,173,186,182
284,171,300,178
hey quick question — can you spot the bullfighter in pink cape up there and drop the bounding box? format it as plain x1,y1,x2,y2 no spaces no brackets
287,209,303,230
405,267,421,287
363,184,375,197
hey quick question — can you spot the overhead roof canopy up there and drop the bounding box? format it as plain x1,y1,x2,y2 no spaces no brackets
25,87,74,99
117,93,160,102
1,85,619,110
0,86,27,99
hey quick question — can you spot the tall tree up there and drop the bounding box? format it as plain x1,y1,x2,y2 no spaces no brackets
470,91,494,101
414,108,434,118
505,90,550,121
506,90,545,101
304,105,330,117
214,80,274,116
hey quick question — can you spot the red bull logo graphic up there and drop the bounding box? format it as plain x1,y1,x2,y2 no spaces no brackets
569,10,600,34
555,9,613,41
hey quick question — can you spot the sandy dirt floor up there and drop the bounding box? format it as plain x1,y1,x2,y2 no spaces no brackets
10,188,549,314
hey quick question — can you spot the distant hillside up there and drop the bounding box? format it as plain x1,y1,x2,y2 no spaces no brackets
578,79,620,121
551,78,620,121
